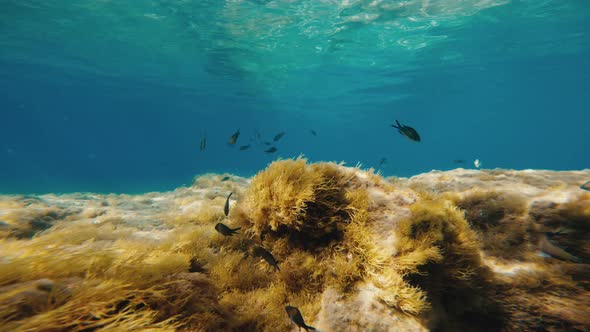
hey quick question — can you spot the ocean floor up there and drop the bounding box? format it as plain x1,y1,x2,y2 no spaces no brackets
1,159,589,331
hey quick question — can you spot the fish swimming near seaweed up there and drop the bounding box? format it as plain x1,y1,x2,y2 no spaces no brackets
547,228,575,236
200,135,206,151
215,222,240,236
224,192,233,217
265,147,277,154
538,234,580,262
379,158,387,166
273,132,285,142
221,176,230,182
391,120,421,142
285,305,316,331
229,129,240,145
580,180,590,191
251,246,280,271
239,145,251,151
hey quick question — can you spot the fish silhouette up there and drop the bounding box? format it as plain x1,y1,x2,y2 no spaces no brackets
391,120,420,142
229,129,240,145
285,305,316,331
251,246,280,271
215,223,240,236
273,132,286,142
200,135,206,151
224,192,233,216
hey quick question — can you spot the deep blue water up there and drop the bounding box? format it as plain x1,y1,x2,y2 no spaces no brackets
1,0,589,194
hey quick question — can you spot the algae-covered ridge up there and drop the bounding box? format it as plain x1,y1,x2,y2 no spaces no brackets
0,159,589,331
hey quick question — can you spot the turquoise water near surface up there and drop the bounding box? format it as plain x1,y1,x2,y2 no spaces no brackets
0,0,589,193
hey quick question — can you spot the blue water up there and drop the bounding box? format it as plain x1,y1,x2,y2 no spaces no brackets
1,0,589,194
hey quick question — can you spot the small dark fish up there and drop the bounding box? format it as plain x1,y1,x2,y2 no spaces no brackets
285,305,316,331
581,180,590,191
239,145,251,151
200,135,206,151
273,132,285,142
221,176,230,182
538,234,580,262
224,192,233,216
379,158,387,166
264,142,272,146
252,246,280,271
215,222,240,236
229,129,240,145
391,120,421,142
453,159,466,164
265,147,277,154
546,227,575,237
310,129,317,136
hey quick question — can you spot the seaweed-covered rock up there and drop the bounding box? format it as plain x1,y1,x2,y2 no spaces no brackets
236,157,359,249
0,164,588,331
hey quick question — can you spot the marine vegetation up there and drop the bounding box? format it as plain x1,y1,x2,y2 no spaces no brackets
383,199,487,319
236,157,356,246
450,190,529,259
0,160,588,331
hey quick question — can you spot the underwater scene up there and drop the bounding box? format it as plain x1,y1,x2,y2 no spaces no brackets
1,0,590,331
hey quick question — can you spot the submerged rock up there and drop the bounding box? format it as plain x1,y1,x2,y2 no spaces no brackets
0,164,588,331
